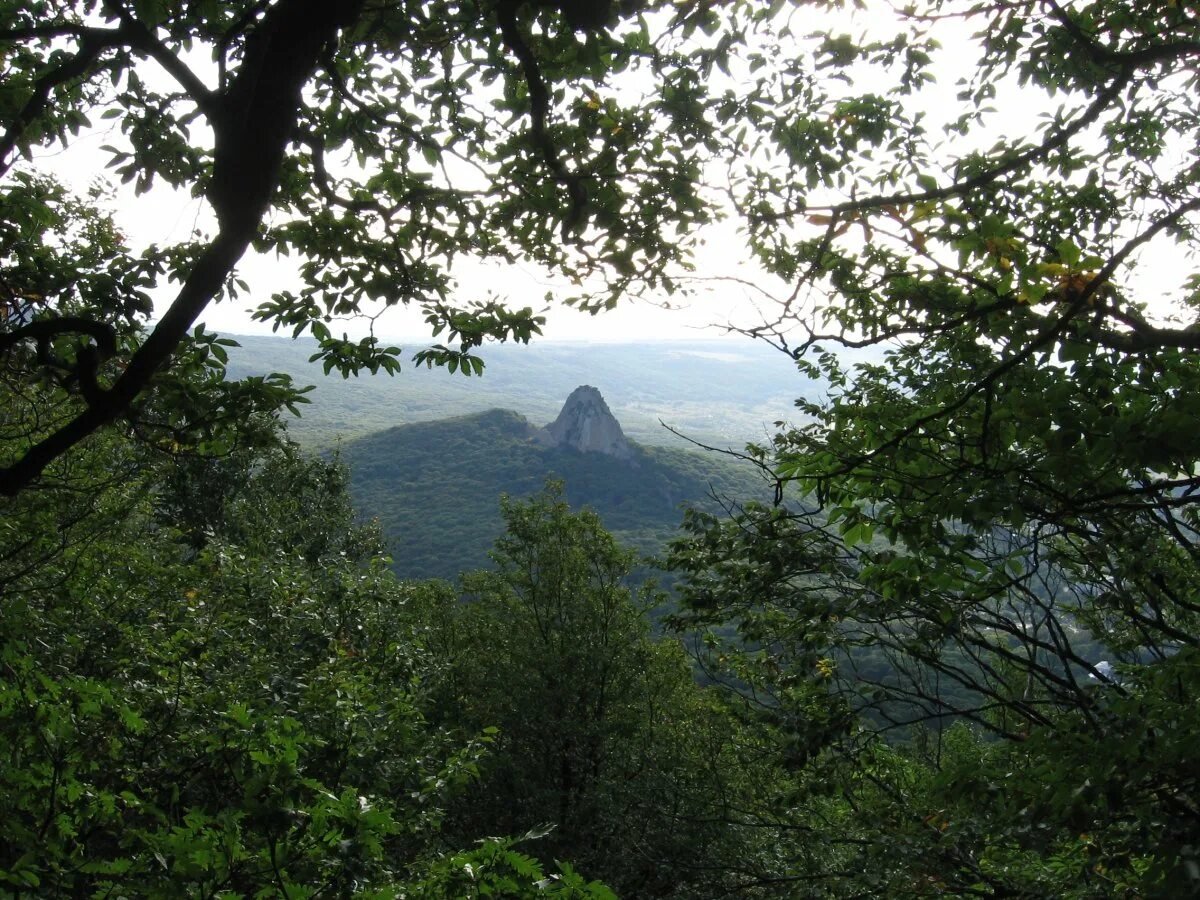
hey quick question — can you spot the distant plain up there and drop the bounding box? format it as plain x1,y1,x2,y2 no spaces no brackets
224,335,815,452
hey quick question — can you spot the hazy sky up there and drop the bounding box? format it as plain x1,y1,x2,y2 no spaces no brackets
26,3,1189,344
21,4,931,343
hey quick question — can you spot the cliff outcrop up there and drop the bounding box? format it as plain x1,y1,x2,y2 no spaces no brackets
536,385,633,460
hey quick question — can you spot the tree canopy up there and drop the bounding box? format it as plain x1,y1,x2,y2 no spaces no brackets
667,0,1200,893
0,0,726,493
414,485,768,896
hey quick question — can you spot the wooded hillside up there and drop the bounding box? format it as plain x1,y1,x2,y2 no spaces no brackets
3,0,1199,894
340,406,768,578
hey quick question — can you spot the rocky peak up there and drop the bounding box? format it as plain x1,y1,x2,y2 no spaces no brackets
536,385,633,459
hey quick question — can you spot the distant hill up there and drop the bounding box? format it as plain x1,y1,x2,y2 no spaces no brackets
222,334,811,451
339,392,769,580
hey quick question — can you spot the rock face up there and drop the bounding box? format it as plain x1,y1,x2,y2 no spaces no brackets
536,385,633,460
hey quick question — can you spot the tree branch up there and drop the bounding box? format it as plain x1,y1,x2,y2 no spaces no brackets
101,0,216,113
0,316,117,358
495,0,589,240
0,22,102,41
752,70,1130,224
1042,0,1200,70
0,23,133,175
0,0,368,496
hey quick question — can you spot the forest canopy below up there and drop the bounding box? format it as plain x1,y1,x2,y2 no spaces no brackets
3,0,1200,895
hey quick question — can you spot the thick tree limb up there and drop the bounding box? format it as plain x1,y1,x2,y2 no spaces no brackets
495,0,589,239
0,0,366,496
0,317,117,358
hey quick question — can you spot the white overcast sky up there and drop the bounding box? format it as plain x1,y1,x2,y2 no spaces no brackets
26,2,1189,343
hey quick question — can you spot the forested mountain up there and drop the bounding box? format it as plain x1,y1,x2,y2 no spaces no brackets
340,391,768,579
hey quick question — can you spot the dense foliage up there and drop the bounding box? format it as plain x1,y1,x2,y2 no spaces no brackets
667,0,1200,895
0,410,621,894
6,0,1200,896
413,486,772,897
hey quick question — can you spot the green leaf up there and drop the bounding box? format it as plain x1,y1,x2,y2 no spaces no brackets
1056,239,1081,266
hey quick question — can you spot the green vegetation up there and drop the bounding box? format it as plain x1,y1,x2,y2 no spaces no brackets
4,0,1200,896
664,0,1200,894
339,407,768,579
412,486,769,897
0,419,617,894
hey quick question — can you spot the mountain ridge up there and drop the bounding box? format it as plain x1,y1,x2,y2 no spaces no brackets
222,334,807,452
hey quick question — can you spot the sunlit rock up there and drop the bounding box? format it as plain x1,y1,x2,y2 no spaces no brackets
536,385,633,460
